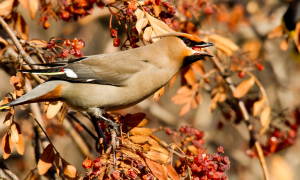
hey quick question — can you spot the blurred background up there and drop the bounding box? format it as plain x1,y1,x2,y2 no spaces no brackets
0,0,300,179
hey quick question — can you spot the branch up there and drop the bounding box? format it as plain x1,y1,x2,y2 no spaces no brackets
206,49,270,180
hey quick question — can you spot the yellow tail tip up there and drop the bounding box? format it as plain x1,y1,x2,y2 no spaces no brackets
0,105,10,110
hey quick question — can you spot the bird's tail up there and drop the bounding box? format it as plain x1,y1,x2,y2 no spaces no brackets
0,81,64,110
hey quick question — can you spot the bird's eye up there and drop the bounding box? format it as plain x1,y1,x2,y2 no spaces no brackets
183,39,191,45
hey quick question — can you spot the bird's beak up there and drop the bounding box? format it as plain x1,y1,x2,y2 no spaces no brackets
191,42,214,57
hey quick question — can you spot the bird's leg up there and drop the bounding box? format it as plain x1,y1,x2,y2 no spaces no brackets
89,115,108,151
87,108,121,136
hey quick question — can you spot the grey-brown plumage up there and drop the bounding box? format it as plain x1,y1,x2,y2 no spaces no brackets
1,33,213,116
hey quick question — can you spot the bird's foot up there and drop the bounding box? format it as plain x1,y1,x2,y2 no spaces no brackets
99,114,122,135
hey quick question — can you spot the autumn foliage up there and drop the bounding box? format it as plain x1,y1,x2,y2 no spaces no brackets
0,0,299,180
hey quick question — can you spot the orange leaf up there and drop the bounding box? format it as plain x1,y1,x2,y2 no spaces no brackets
2,133,13,159
62,159,77,180
127,113,147,127
18,0,29,10
10,76,20,85
179,102,191,116
130,127,153,136
253,96,265,116
268,24,284,39
233,77,255,98
16,134,24,155
143,26,153,41
10,123,19,143
166,164,180,180
37,144,55,175
191,61,205,75
14,13,28,40
29,0,39,19
46,101,63,119
280,38,289,51
145,158,168,180
0,0,14,18
294,21,300,53
184,68,196,85
260,106,271,135
153,87,164,101
129,135,150,144
209,34,239,56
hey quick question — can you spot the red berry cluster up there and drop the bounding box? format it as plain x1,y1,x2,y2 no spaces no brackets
44,38,85,60
190,146,230,180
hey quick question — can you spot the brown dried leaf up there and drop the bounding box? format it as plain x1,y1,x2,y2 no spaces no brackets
191,61,205,75
54,153,60,175
145,12,174,36
179,102,191,116
145,150,169,164
260,106,271,135
10,76,20,85
166,164,180,180
59,103,67,124
268,24,284,39
145,158,168,180
62,159,77,180
143,26,153,41
46,101,63,119
10,123,19,143
14,13,28,40
130,127,153,136
121,149,142,160
18,0,29,10
209,34,239,56
135,8,145,21
150,145,169,155
127,113,147,127
187,145,198,154
16,134,24,155
0,0,14,17
143,144,151,151
253,96,265,116
28,39,48,48
136,18,148,34
29,0,39,19
233,77,255,98
37,144,55,175
3,111,13,127
129,135,150,144
2,133,13,159
153,87,164,101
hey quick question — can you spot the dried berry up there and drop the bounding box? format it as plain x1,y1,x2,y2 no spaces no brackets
217,146,224,153
238,71,245,78
204,6,214,15
110,29,118,38
256,63,264,71
113,37,121,47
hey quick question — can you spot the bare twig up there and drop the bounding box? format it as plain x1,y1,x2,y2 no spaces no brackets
207,49,270,180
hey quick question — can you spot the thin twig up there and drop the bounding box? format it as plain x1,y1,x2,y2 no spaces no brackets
206,49,270,180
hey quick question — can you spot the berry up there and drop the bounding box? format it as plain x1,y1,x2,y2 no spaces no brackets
128,168,136,178
190,163,198,172
96,0,105,8
60,49,69,58
204,6,214,15
111,171,120,180
154,0,161,5
82,156,92,169
238,71,245,78
60,9,70,21
165,128,173,135
110,29,118,38
194,155,204,165
256,63,264,71
74,49,82,57
113,37,121,47
93,158,102,170
126,8,134,16
128,1,137,11
212,153,220,161
221,156,230,164
43,20,50,29
63,39,72,46
217,146,224,153
74,39,85,50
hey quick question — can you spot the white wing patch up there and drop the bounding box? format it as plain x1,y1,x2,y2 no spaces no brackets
86,79,95,82
64,68,78,78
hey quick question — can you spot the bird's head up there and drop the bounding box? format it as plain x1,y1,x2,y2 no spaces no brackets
152,32,213,67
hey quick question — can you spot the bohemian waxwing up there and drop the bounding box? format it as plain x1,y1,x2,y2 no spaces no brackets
0,32,213,129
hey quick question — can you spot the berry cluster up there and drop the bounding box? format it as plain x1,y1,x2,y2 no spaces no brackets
44,38,85,61
39,0,109,29
190,147,230,180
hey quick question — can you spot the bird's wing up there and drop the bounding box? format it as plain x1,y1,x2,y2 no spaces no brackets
20,54,146,86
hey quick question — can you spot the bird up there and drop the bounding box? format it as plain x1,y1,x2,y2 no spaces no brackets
0,32,213,132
